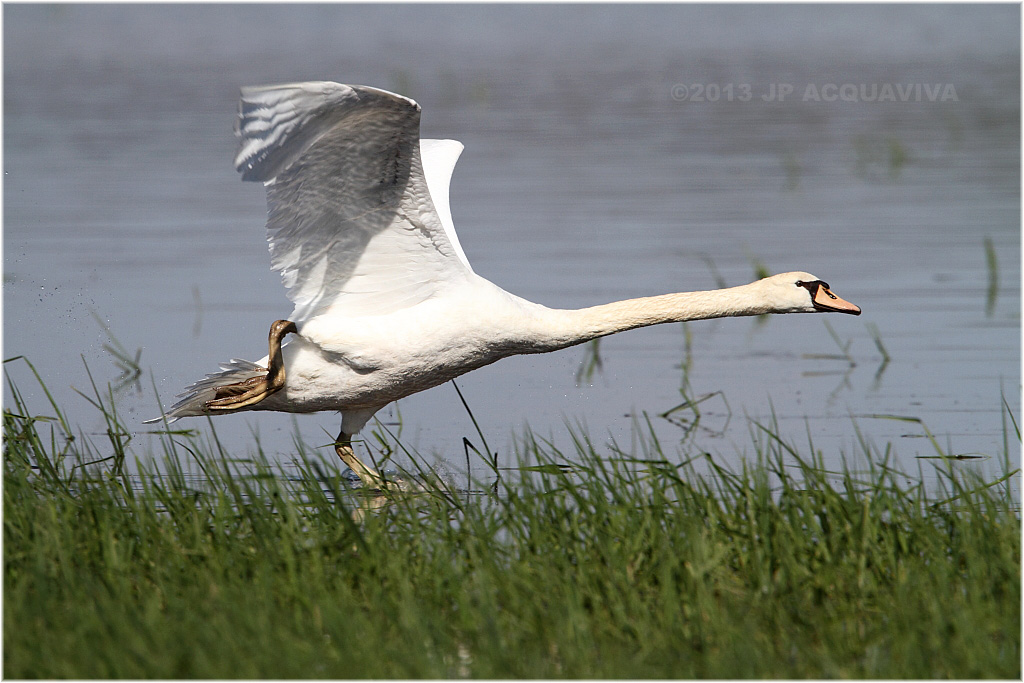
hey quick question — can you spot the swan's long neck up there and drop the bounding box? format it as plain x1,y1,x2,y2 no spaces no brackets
525,282,774,352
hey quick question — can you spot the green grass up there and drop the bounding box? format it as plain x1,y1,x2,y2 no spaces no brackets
4,366,1020,678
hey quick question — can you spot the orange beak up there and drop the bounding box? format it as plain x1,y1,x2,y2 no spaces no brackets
813,285,861,315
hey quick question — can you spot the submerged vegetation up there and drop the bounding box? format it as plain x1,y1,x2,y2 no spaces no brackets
3,363,1020,678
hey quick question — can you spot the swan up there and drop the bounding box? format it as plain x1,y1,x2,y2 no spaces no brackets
148,81,860,488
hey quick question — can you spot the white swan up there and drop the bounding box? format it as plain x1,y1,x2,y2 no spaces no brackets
148,82,860,487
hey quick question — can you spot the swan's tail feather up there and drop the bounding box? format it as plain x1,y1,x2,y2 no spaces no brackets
143,359,268,424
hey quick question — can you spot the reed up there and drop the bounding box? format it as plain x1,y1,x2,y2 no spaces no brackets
985,235,999,316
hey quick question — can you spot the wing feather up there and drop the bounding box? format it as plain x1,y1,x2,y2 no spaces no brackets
234,81,472,321
420,139,472,271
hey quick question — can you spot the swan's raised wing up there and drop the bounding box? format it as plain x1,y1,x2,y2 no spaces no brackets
234,82,472,321
420,138,472,272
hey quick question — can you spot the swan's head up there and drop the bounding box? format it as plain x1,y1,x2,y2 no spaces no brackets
758,272,861,315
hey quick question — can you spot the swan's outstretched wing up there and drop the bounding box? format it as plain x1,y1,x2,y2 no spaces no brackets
235,82,472,322
419,138,472,272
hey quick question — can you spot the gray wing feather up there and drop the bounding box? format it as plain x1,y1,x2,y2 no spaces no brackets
234,82,469,322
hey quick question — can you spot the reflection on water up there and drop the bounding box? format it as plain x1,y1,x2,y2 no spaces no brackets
3,5,1019,490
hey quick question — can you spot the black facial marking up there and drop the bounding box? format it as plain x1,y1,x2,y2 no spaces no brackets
797,279,849,312
796,279,830,291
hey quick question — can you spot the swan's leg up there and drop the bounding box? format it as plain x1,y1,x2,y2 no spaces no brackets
350,494,391,524
206,319,297,411
334,430,385,489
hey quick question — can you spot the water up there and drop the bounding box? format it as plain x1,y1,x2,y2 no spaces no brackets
4,5,1019,490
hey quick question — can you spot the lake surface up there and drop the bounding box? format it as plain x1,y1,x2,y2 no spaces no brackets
4,5,1020,491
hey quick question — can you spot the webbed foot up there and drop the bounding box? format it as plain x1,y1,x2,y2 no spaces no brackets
206,319,297,411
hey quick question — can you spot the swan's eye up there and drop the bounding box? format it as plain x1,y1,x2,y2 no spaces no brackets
796,279,830,293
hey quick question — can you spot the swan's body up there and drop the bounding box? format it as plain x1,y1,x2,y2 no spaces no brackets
150,82,860,485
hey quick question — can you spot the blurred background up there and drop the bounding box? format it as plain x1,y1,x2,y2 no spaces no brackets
4,5,1019,487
